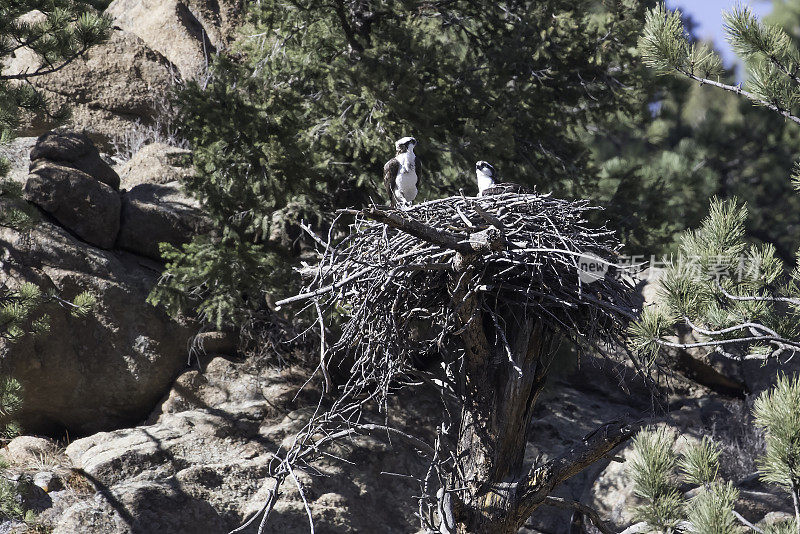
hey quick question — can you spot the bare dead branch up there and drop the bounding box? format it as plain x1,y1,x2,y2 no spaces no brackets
518,419,641,516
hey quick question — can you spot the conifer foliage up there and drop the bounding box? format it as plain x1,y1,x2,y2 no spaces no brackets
633,4,800,367
628,377,800,533
0,0,112,141
0,0,107,344
0,0,108,443
632,4,800,532
640,4,800,123
154,0,653,328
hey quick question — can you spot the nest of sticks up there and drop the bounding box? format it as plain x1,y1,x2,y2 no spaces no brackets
242,193,643,534
281,192,639,397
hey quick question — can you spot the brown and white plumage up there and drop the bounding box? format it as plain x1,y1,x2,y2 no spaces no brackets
383,136,419,208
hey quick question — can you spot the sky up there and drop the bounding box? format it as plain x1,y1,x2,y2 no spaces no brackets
667,0,773,74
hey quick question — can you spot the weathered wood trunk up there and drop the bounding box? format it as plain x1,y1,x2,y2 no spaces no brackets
448,254,557,534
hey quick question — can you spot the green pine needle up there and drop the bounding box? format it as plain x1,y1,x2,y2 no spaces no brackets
754,374,800,490
679,436,721,486
685,480,741,534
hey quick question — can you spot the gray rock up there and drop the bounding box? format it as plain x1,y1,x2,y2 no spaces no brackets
30,131,120,190
24,161,120,249
2,436,56,466
56,356,428,533
0,217,193,435
759,511,795,527
117,182,209,261
0,137,37,186
735,488,794,523
5,30,178,147
53,481,229,534
117,143,193,190
105,0,242,81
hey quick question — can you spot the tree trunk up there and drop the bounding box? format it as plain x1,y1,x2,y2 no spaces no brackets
448,254,556,533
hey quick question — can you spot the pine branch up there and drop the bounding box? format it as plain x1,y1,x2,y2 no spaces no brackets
674,67,800,125
655,335,800,356
0,45,90,80
732,510,765,534
715,279,800,306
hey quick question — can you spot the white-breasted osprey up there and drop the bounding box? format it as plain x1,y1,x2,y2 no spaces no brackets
384,136,420,208
475,160,532,196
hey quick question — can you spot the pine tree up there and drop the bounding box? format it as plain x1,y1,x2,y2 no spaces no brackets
627,376,800,533
628,428,744,532
0,0,109,441
632,3,800,373
1,0,108,338
754,374,800,530
0,0,108,337
0,0,112,142
630,5,800,532
154,0,663,328
590,49,800,258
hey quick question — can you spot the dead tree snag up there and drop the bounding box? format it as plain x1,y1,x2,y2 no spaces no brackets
247,193,641,534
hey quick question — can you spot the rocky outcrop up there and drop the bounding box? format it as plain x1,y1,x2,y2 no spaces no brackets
115,143,210,260
106,0,242,80
30,131,119,190
4,30,178,146
24,161,121,249
1,436,59,467
53,481,230,534
0,213,193,435
1,343,791,533
44,357,429,533
0,137,37,186
118,182,209,260
3,2,243,144
117,143,193,189
20,133,206,258
22,132,121,249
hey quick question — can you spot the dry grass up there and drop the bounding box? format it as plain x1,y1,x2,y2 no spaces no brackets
26,445,68,472
110,81,188,163
64,470,94,496
712,398,766,482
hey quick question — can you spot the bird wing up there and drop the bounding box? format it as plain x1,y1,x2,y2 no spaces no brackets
383,157,400,207
414,155,421,181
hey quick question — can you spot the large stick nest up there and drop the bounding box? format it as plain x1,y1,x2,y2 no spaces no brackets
288,192,639,392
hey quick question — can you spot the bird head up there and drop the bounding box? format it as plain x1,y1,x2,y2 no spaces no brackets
395,136,417,153
476,160,495,178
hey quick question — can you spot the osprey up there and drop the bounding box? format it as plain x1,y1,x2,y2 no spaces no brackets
475,160,532,196
384,136,420,208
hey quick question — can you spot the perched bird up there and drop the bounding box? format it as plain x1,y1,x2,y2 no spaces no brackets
384,136,420,208
475,160,532,196
475,160,497,196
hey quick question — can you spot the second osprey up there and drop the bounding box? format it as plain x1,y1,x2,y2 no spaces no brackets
384,136,420,208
